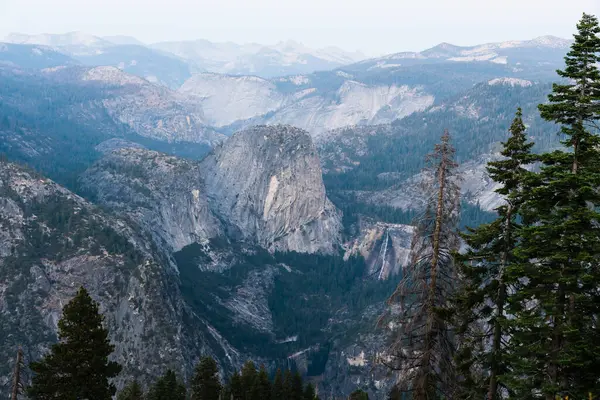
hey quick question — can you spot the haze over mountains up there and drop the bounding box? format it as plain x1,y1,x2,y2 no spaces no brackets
3,31,366,83
0,26,576,399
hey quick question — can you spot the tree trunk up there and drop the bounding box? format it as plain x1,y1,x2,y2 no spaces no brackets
11,347,23,400
546,283,565,400
415,139,448,399
488,204,512,400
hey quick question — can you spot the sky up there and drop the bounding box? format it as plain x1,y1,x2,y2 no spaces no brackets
0,0,598,56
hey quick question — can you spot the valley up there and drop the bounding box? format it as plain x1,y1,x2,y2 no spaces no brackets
0,19,595,399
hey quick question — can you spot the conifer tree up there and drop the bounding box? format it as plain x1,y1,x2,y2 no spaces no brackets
303,383,317,400
382,130,461,399
505,12,600,399
241,361,258,400
191,356,222,400
228,371,243,400
349,389,369,400
283,369,294,399
117,381,144,400
254,365,272,400
272,368,286,400
147,370,186,400
27,287,122,400
453,109,535,400
290,371,304,400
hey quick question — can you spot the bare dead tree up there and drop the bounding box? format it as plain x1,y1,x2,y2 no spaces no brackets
11,346,24,400
380,130,461,399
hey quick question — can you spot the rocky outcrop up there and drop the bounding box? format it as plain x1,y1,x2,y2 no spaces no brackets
320,304,397,399
80,148,223,255
80,125,342,255
0,161,238,394
200,125,343,253
42,65,226,146
345,219,414,280
179,73,434,135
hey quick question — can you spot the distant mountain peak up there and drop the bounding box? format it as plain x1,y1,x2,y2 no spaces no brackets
5,31,110,48
102,35,145,46
529,35,572,48
488,77,533,87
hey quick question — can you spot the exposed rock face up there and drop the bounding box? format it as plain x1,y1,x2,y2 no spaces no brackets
42,65,225,146
79,148,223,255
345,219,414,280
0,161,234,393
178,74,290,126
320,304,397,399
80,125,342,255
200,125,342,253
178,73,434,135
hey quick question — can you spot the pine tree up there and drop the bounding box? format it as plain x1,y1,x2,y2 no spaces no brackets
382,130,461,399
303,383,317,400
27,287,122,400
191,356,222,400
147,370,186,400
241,361,258,400
349,389,369,400
117,381,144,400
453,109,535,400
290,372,304,400
228,371,244,400
254,365,272,400
272,368,285,400
505,12,600,399
283,369,294,399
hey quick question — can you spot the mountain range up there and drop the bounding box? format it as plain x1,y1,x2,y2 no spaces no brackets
0,30,574,399
3,32,367,85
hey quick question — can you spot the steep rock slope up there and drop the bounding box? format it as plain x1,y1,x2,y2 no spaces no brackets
175,36,567,136
199,125,342,253
43,65,224,145
79,148,223,255
318,80,557,218
178,74,291,126
179,73,434,135
0,65,223,187
80,125,342,255
345,219,414,280
0,161,239,394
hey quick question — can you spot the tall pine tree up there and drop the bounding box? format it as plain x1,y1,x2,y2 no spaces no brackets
254,365,272,400
191,356,222,400
303,383,318,400
506,12,600,399
228,371,244,400
453,109,535,400
241,361,258,400
147,370,186,400
382,131,461,399
117,381,144,400
27,287,122,400
272,368,285,400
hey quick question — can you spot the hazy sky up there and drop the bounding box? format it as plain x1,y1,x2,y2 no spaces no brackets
0,0,598,55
